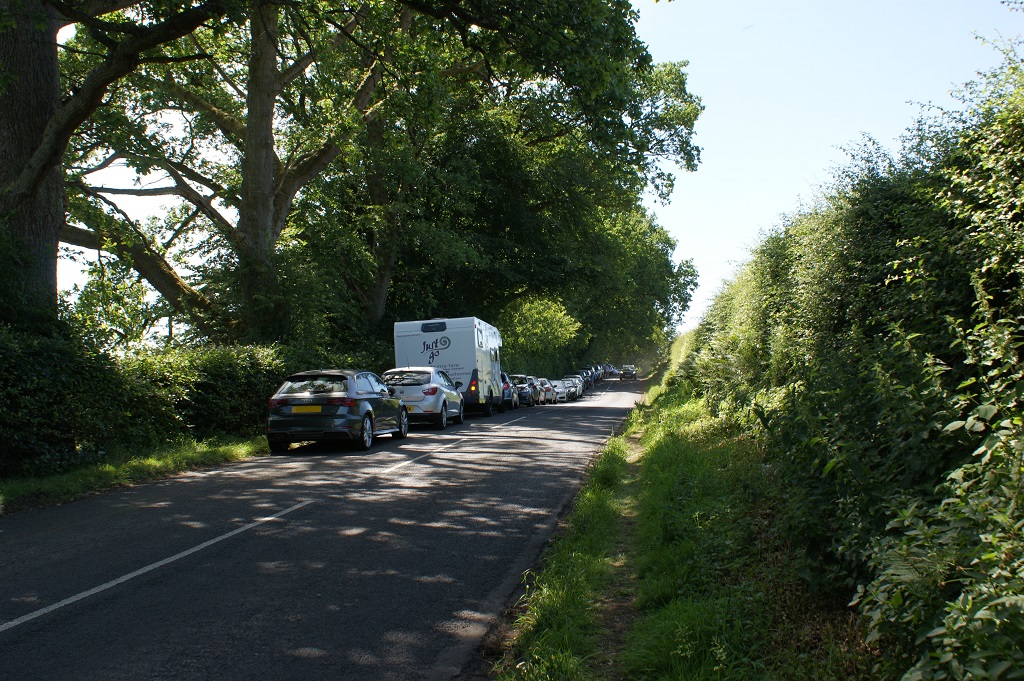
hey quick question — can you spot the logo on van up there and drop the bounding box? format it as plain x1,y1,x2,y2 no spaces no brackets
421,336,451,364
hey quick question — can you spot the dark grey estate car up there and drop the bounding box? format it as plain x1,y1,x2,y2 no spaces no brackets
266,369,408,452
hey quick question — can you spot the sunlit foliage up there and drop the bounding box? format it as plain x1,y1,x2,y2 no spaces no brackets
686,45,1024,679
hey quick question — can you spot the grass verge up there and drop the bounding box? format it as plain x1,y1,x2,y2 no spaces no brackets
491,436,632,680
492,380,878,679
0,436,266,517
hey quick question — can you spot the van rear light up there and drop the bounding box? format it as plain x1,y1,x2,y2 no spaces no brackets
469,380,478,393
422,387,439,396
326,397,357,407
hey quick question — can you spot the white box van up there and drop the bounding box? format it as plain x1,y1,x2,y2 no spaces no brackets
394,317,504,415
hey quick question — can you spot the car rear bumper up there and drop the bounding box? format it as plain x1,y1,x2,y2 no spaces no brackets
404,403,445,422
267,416,361,442
464,391,498,411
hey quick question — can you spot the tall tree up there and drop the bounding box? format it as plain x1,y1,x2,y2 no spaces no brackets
64,2,481,339
60,0,701,344
0,0,233,327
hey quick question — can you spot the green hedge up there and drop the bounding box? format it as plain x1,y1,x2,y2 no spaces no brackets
0,328,391,477
686,52,1024,679
0,324,131,475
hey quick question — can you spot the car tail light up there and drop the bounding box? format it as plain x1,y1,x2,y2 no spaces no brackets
326,397,357,407
268,398,285,408
422,387,439,396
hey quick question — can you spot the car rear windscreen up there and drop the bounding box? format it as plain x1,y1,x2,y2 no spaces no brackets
280,377,348,394
384,371,430,386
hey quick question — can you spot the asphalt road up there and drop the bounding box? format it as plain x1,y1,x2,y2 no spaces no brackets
0,379,642,681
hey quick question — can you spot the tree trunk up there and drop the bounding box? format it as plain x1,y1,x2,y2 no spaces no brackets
235,3,286,341
0,1,63,325
366,245,398,328
361,117,400,329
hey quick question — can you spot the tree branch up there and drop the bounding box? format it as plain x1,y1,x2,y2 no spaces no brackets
63,180,219,325
47,0,142,27
78,152,123,176
50,1,215,38
153,74,247,149
5,1,229,207
157,162,240,245
78,183,182,196
164,208,200,249
59,221,225,334
140,52,211,65
279,2,370,87
188,34,247,100
395,0,501,32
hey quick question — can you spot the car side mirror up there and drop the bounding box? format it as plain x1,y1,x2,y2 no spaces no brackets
455,381,463,389
387,387,396,396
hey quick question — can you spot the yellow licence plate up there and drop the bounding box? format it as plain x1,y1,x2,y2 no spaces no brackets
291,405,321,414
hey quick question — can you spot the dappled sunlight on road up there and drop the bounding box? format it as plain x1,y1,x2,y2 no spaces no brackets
0,381,643,680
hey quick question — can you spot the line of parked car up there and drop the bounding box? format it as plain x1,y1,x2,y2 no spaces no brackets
499,362,625,410
265,363,627,453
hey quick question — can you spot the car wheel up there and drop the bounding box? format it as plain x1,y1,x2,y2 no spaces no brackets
268,437,289,454
436,402,448,430
483,393,494,416
454,401,465,424
393,409,409,439
358,413,374,450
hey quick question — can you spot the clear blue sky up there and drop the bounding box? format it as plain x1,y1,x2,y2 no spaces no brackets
631,0,1024,329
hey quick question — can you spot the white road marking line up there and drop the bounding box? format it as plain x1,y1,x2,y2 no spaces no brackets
4,410,541,634
380,438,467,474
0,499,315,635
489,415,528,427
377,413,528,474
